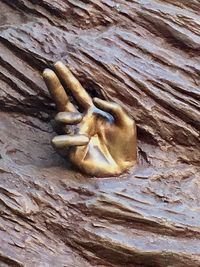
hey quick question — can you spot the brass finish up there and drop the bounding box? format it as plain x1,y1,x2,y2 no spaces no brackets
43,61,137,176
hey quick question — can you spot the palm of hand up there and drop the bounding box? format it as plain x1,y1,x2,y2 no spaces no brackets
43,62,137,176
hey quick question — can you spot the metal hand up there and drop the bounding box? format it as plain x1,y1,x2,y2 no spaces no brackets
43,62,137,176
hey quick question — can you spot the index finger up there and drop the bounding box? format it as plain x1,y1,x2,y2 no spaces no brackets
43,69,77,112
54,61,93,110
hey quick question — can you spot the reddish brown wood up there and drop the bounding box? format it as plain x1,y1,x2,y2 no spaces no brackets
0,1,200,266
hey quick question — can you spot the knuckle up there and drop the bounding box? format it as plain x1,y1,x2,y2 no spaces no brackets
112,103,121,112
125,117,135,127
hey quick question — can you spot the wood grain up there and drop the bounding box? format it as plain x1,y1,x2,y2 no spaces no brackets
0,1,200,266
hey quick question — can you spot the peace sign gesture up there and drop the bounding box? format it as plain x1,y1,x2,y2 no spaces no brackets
43,62,137,176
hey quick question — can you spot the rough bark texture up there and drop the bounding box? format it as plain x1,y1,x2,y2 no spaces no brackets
0,1,200,266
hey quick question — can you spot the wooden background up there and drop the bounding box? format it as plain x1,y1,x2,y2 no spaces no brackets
0,1,200,266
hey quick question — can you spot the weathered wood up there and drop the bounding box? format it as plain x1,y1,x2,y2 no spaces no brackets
0,1,200,266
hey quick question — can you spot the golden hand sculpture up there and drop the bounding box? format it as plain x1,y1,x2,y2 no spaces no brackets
43,62,137,176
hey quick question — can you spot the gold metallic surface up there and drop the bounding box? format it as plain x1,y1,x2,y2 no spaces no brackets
43,61,137,176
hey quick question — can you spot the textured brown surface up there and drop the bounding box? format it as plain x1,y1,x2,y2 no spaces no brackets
0,0,200,266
